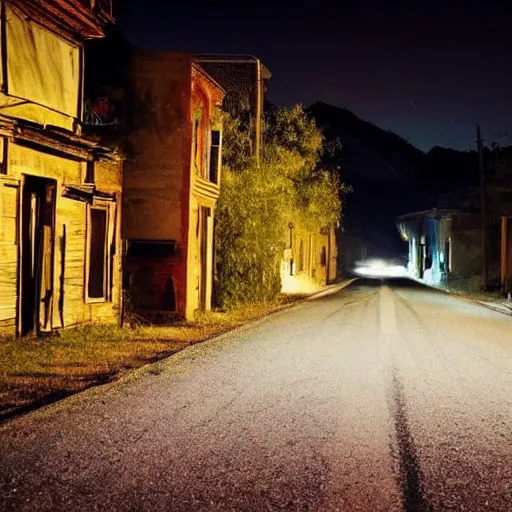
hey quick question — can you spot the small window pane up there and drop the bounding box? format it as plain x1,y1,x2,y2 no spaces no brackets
209,130,221,184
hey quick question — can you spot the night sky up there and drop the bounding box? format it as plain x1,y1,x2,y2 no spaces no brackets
115,0,512,153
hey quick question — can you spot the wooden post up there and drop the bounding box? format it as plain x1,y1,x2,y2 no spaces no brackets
501,216,507,293
477,125,488,290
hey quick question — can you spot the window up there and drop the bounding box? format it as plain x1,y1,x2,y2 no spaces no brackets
209,130,221,184
85,161,95,184
320,246,327,266
192,119,200,172
0,138,6,174
87,207,109,300
299,239,304,272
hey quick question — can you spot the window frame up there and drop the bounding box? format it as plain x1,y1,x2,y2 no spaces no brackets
208,129,221,184
85,201,113,303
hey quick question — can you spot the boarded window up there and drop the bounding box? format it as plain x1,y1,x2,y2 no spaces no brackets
209,130,221,184
6,5,80,118
88,208,107,299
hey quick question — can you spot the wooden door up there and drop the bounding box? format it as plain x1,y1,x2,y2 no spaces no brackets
20,176,56,336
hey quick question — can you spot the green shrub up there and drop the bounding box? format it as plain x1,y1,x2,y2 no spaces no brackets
215,106,343,308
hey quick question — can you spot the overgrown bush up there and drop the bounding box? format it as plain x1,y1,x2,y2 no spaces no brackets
215,105,343,308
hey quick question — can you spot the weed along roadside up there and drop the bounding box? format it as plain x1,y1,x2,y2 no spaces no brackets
0,293,318,424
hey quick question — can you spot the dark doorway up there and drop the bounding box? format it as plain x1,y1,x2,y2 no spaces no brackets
20,176,56,336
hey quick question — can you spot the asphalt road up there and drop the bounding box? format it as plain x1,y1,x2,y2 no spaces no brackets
1,278,512,511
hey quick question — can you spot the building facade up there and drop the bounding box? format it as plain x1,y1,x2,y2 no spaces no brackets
397,209,482,291
0,0,122,336
123,51,224,321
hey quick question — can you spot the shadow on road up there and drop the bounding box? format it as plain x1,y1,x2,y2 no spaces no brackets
347,277,442,291
383,278,426,288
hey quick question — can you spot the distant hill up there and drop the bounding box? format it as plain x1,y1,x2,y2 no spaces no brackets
307,102,431,264
307,101,426,186
307,102,506,269
425,146,479,194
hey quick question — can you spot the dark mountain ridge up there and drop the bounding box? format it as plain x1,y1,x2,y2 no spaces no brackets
307,101,485,266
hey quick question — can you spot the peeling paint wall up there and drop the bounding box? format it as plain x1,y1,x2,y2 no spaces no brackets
123,52,224,321
123,51,191,243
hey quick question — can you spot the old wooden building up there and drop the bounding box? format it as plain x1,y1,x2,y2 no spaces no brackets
0,0,122,336
123,51,224,321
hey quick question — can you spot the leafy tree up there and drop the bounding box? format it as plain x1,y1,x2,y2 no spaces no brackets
264,104,323,168
220,112,254,171
215,105,343,308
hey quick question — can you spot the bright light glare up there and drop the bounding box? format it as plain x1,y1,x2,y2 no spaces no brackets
353,260,407,278
367,259,385,269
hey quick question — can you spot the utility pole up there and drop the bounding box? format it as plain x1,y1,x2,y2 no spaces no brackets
477,124,488,290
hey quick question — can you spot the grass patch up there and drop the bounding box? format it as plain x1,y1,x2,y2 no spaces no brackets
0,293,306,423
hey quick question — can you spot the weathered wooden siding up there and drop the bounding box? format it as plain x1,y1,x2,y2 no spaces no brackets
3,144,122,333
0,177,19,331
56,159,122,327
8,144,84,333
0,0,120,336
124,52,223,320
87,158,122,324
9,144,83,184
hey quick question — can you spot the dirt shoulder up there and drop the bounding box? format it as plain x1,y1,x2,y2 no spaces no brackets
0,284,351,424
